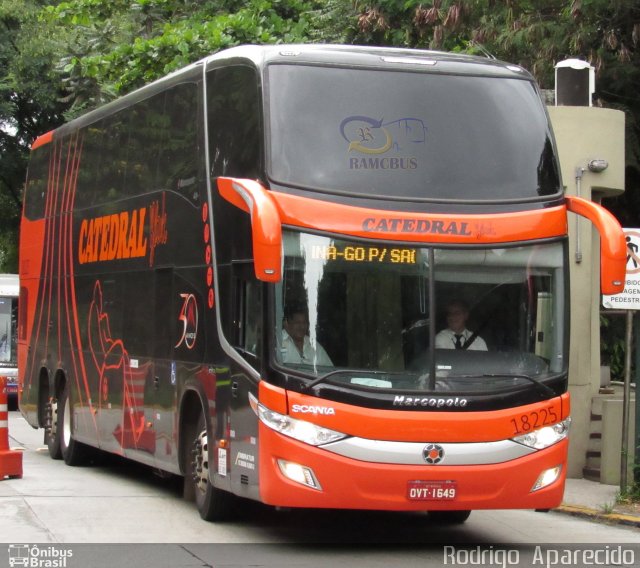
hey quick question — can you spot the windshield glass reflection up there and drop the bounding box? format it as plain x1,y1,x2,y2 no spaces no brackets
274,231,566,394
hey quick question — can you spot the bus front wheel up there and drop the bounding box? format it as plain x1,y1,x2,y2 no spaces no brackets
187,412,234,522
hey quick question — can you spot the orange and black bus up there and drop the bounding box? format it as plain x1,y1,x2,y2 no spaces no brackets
18,45,626,523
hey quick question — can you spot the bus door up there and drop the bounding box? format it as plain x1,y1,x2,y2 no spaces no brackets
225,262,262,499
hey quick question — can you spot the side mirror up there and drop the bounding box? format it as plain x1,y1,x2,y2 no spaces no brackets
565,196,626,295
217,178,282,282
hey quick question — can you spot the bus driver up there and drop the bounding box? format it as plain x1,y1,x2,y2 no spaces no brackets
281,307,333,366
435,299,488,351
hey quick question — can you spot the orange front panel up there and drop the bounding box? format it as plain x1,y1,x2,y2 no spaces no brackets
258,424,567,511
259,381,289,414
271,190,568,245
284,389,569,443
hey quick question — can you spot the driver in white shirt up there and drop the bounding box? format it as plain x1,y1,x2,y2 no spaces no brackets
281,309,333,366
435,299,487,351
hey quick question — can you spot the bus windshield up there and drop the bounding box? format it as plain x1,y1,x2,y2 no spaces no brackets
267,64,561,201
274,231,566,394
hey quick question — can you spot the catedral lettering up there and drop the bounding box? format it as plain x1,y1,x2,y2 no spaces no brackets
19,45,626,527
362,217,471,235
78,207,147,264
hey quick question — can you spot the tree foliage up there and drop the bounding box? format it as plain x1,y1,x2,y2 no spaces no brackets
0,0,68,271
0,0,317,270
43,0,317,116
342,1,640,220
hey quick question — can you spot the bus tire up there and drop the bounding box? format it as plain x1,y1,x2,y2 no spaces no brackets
188,411,234,522
46,395,63,460
59,382,90,466
428,510,471,524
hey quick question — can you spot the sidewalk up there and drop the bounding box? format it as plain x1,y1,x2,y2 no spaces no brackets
558,477,640,528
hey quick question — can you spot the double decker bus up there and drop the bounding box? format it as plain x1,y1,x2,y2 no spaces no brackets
19,45,626,523
0,274,19,408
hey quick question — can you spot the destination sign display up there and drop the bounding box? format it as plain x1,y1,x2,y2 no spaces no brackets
310,244,417,264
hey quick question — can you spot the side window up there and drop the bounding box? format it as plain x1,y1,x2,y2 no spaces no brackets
124,96,163,198
159,83,201,201
23,146,50,220
76,82,200,207
233,264,263,367
75,122,107,209
96,112,129,204
207,65,262,180
241,280,262,358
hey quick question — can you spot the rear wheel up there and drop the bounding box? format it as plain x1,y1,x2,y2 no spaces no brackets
428,510,471,524
58,382,90,466
185,410,235,521
46,396,62,460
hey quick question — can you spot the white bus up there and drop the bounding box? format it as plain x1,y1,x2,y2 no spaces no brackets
0,274,19,408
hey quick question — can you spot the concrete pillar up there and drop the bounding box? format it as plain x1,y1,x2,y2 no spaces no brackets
546,106,625,478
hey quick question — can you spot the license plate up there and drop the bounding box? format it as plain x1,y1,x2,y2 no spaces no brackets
407,480,457,500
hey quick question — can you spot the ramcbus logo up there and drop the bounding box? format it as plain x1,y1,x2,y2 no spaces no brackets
78,207,147,264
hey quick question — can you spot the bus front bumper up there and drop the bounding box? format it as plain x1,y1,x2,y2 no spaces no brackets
258,425,567,511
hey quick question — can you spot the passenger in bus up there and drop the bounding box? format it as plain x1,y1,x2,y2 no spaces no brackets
435,299,487,351
281,307,333,366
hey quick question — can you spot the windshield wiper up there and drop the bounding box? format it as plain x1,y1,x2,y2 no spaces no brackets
304,369,406,392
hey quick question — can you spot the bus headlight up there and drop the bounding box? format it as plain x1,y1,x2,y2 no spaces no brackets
512,418,571,450
255,402,347,446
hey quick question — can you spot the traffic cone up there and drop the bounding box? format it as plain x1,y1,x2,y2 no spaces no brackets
0,375,22,479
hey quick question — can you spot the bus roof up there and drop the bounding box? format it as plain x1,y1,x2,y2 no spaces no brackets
202,44,531,79
32,44,533,150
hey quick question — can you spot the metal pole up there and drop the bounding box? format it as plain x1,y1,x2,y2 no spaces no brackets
635,314,640,484
621,310,633,492
574,168,584,263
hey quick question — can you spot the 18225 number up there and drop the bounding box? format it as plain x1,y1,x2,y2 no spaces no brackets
510,406,559,434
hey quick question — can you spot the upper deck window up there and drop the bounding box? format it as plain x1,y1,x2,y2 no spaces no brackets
267,64,560,202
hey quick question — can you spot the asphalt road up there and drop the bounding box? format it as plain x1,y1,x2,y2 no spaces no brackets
1,411,638,567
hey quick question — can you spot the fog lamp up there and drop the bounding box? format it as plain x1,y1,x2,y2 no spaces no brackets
531,465,562,492
277,459,322,490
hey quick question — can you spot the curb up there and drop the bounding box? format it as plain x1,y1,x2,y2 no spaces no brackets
555,504,640,528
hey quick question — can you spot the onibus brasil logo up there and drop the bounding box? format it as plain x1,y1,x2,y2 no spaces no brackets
7,545,73,568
